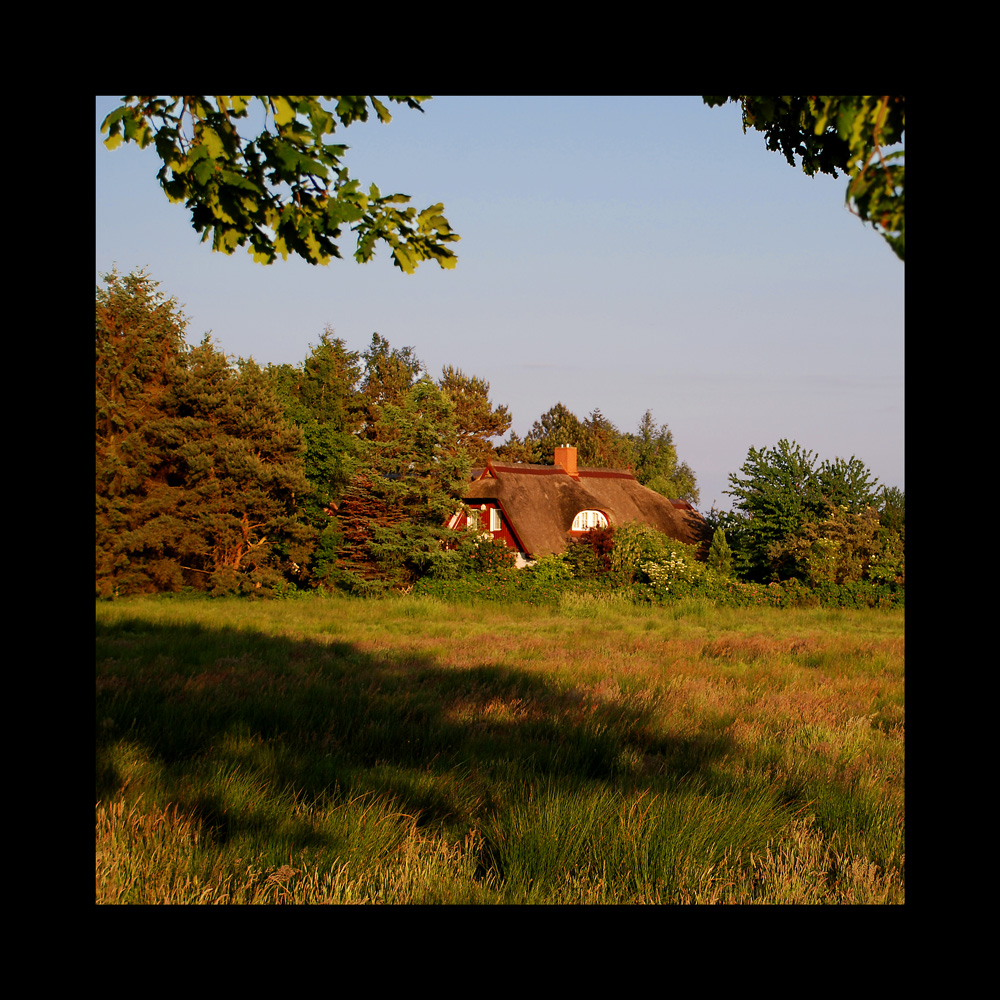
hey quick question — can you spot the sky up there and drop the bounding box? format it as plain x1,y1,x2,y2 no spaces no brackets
95,95,904,512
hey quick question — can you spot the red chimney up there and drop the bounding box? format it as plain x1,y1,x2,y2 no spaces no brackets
554,444,578,478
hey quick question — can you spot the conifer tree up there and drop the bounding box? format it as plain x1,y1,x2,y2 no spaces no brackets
335,376,469,591
626,410,700,504
524,402,585,460
494,430,542,464
437,365,511,466
356,332,423,438
96,270,314,596
512,403,700,504
96,269,189,596
262,330,364,586
706,527,733,577
162,347,315,593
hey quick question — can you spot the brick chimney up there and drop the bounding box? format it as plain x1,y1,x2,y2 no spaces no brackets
554,444,578,478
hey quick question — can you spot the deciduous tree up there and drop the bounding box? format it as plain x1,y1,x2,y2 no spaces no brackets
725,439,884,582
771,502,901,586
101,96,460,271
703,96,904,260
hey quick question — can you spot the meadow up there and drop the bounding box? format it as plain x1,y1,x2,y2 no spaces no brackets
96,592,904,904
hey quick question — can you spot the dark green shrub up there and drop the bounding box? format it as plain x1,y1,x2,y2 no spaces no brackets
706,527,733,577
566,525,615,578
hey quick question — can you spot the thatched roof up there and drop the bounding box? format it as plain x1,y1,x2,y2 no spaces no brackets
462,459,710,558
575,470,710,549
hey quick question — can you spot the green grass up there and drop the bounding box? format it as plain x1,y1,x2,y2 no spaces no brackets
96,593,904,903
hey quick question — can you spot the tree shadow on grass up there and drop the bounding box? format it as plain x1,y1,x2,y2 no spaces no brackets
96,614,749,862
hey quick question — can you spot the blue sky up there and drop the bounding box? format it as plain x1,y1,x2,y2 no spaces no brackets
95,95,904,512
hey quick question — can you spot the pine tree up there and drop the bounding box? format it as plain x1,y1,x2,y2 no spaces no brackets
263,330,364,586
163,347,315,593
438,365,511,465
96,271,315,596
356,332,423,438
335,376,469,591
524,402,585,460
96,269,189,596
627,410,700,504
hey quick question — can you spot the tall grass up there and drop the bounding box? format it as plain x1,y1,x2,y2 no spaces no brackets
97,593,904,903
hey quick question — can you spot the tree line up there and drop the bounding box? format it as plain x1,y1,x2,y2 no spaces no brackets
97,270,903,599
97,270,715,597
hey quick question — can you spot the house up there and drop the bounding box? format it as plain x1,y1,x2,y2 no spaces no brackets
449,445,711,564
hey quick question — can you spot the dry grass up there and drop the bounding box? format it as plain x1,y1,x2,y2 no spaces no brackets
97,594,903,903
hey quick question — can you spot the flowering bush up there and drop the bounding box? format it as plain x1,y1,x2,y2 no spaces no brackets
640,550,692,594
468,535,517,574
610,523,702,584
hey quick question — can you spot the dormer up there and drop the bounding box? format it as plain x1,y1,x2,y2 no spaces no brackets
571,509,609,532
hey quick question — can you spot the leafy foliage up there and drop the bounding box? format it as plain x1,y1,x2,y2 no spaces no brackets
877,486,905,536
770,503,904,587
723,440,826,581
101,96,459,271
723,440,902,585
607,522,700,585
96,269,900,605
464,535,518,575
703,96,904,260
565,524,616,577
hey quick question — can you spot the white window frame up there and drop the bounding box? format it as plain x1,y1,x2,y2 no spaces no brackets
572,509,608,531
490,507,502,532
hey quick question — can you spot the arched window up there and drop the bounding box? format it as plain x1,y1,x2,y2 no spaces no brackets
572,509,609,531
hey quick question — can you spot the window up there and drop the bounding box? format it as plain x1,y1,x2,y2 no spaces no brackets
467,510,479,531
490,507,502,532
572,509,608,531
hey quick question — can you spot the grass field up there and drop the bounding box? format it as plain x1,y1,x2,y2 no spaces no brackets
96,592,904,903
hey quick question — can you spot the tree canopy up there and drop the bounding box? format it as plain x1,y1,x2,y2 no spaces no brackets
100,96,459,272
720,439,901,584
703,96,905,260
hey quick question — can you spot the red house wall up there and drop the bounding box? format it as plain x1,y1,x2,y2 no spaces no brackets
456,501,523,552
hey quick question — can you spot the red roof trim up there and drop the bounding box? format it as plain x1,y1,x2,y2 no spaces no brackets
577,469,636,481
488,465,567,476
